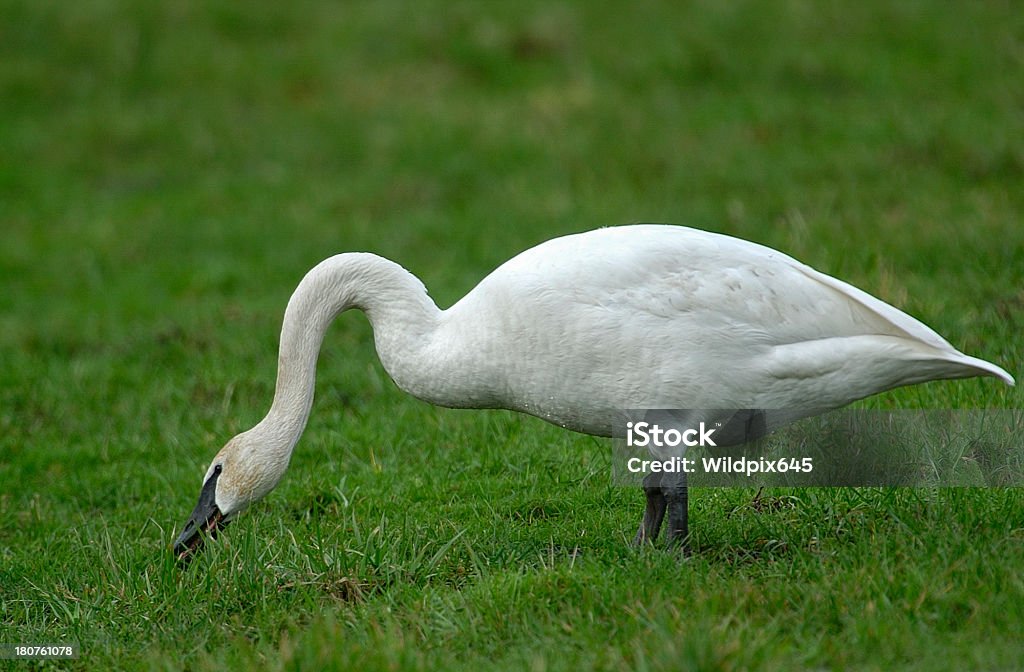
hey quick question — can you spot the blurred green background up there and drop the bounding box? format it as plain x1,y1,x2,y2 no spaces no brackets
1,1,1022,669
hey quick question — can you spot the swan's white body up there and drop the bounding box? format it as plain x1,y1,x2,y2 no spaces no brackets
175,224,1013,556
274,224,1011,437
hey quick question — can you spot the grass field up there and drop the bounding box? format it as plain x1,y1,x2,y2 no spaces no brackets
2,1,1023,669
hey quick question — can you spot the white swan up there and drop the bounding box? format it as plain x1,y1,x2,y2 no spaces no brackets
173,224,1013,560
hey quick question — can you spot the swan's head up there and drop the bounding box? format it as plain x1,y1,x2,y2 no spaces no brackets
173,431,289,563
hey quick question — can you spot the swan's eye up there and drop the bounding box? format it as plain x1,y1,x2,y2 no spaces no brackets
214,464,223,475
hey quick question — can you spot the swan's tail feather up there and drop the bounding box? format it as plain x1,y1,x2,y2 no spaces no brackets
930,352,1015,386
765,336,1013,409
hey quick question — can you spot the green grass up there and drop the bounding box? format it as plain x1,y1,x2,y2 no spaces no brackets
2,0,1023,669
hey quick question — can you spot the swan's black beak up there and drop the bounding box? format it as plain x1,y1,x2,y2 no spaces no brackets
173,469,227,565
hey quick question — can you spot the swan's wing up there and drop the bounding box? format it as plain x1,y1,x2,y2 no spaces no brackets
447,224,1010,434
605,226,947,343
486,224,1013,383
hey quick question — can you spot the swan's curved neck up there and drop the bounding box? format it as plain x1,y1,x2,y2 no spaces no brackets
250,253,442,454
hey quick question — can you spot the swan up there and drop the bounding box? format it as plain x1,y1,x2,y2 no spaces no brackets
172,224,1014,561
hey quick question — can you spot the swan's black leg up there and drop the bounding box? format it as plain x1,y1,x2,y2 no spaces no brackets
633,473,667,545
663,474,689,553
